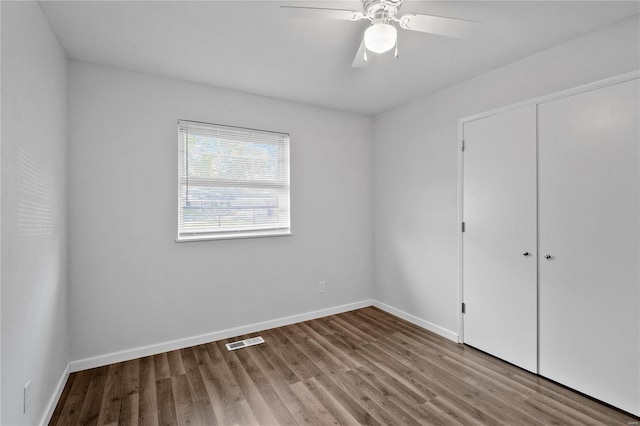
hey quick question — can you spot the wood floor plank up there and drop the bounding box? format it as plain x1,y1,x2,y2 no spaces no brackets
77,366,109,426
356,341,441,403
307,317,363,353
356,338,504,424
302,320,434,410
231,344,298,425
214,340,279,425
388,320,622,426
299,377,361,426
203,342,259,425
250,338,300,385
427,395,486,426
197,346,240,425
117,358,139,426
171,373,202,426
330,314,379,343
314,373,381,426
391,326,613,425
137,356,158,426
317,370,400,426
261,328,323,380
179,347,218,426
155,378,178,426
152,353,170,382
352,365,455,426
288,380,341,425
341,368,424,426
280,323,351,376
96,363,123,426
246,344,320,424
358,310,599,425
167,350,185,377
368,333,542,425
379,337,561,424
52,369,92,426
304,318,433,407
50,307,639,426
297,321,362,370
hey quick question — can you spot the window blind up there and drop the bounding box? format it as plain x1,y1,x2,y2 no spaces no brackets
177,120,290,241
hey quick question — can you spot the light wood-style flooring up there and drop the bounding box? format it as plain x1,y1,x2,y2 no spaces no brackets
50,307,637,425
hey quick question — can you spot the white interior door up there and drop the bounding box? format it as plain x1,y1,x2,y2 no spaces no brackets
538,79,640,415
462,105,538,373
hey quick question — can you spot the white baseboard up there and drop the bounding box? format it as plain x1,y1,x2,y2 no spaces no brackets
70,299,374,372
69,299,459,373
373,300,459,343
39,362,70,426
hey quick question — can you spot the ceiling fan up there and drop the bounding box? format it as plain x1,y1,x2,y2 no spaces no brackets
280,0,479,67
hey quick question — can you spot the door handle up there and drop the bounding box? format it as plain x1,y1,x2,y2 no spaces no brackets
522,252,530,256
545,254,552,260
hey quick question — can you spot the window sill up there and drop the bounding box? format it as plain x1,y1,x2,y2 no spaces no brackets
176,230,292,242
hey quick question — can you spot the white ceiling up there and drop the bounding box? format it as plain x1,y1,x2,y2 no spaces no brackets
39,1,639,115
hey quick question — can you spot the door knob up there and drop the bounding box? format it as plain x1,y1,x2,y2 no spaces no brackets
545,254,552,260
522,252,530,256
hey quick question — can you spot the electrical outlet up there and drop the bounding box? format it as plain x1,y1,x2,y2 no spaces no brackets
24,381,31,414
318,281,326,293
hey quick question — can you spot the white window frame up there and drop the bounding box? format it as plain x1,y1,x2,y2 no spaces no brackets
177,120,291,242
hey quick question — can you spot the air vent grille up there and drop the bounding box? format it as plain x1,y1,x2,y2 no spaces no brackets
225,336,265,351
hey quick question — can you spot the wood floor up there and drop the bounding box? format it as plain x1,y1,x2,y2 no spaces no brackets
50,307,637,425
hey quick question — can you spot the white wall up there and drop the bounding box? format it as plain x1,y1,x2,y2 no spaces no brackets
373,15,640,337
68,61,373,361
1,2,69,425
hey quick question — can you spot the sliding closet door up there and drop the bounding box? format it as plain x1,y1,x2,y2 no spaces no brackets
538,79,640,415
462,105,537,372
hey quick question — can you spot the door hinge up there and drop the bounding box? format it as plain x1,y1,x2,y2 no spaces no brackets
461,222,466,232
461,140,465,152
462,303,466,314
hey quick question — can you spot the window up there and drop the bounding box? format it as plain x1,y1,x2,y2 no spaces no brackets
177,120,290,241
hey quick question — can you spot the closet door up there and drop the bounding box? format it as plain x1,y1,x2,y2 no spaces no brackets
462,105,537,372
538,79,640,415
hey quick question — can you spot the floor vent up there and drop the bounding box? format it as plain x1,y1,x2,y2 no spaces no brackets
225,336,265,351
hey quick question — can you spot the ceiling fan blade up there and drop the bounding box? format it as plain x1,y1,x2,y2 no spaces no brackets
352,38,369,68
399,13,479,39
280,6,364,21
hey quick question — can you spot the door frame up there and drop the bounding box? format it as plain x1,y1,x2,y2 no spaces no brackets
456,70,640,344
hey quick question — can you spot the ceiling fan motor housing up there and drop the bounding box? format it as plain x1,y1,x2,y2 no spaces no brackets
363,0,403,23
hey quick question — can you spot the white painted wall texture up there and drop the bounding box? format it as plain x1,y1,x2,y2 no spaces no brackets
1,2,69,425
68,62,373,361
372,15,640,337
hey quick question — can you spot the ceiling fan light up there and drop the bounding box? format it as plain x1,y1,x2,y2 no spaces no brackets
364,23,397,54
